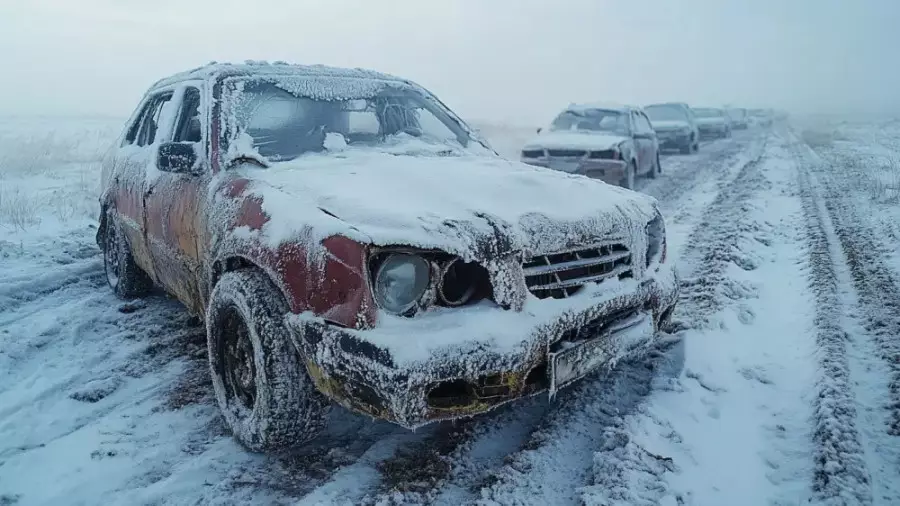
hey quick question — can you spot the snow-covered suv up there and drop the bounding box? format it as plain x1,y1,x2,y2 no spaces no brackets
97,61,678,452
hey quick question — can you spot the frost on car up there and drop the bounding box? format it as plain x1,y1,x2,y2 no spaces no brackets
520,103,662,189
693,107,733,139
645,102,701,155
96,61,679,452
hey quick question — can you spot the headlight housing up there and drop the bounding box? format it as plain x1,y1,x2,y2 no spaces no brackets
645,211,666,267
369,250,493,316
373,253,431,315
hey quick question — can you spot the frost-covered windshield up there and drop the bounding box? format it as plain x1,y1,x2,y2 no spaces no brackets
549,109,628,135
645,105,687,122
694,108,724,118
225,79,472,161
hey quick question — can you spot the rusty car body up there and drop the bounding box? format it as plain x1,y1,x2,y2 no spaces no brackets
98,61,679,451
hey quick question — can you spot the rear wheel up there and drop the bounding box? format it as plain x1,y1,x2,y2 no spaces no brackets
207,268,329,452
102,209,152,298
679,141,691,155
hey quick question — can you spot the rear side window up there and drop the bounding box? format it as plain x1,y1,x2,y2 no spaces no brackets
173,87,202,143
136,92,174,146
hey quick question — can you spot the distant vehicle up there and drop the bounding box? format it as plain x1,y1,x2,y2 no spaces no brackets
645,102,700,154
521,103,661,189
749,108,774,126
97,61,678,452
725,107,749,130
693,107,732,139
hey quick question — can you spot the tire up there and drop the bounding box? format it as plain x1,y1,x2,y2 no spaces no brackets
207,268,329,452
679,141,691,155
621,161,636,189
103,209,152,298
649,153,661,178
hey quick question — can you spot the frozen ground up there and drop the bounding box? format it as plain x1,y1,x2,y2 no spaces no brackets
1,116,900,505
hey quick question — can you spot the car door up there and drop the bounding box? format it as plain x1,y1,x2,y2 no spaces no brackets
143,84,208,314
638,112,658,173
109,91,176,283
631,111,654,173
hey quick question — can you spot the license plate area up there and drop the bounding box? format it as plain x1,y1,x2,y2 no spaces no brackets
548,160,583,173
548,311,651,395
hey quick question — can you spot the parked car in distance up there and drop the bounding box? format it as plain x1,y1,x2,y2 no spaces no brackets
725,107,749,129
748,108,773,127
520,103,661,189
98,61,679,452
693,107,732,139
645,102,700,154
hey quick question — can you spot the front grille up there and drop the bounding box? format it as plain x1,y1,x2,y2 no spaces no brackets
588,149,617,160
523,243,633,299
547,149,586,158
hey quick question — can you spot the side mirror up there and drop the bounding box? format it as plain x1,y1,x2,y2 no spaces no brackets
158,142,199,174
536,127,543,134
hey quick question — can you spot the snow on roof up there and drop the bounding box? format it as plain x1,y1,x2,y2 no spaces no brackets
566,101,639,113
149,60,410,91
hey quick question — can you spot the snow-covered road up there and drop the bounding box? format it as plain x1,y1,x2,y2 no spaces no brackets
1,118,899,505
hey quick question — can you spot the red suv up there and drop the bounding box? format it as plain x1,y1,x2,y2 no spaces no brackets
98,62,678,452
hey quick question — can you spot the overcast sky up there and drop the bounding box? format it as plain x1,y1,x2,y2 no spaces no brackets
1,0,897,125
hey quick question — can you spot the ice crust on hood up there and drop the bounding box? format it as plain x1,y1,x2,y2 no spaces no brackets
237,148,658,261
522,131,630,152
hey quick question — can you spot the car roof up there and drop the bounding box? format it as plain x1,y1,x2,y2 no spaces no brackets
566,101,641,114
148,60,411,92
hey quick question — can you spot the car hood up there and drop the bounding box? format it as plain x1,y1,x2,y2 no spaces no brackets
522,131,629,152
239,151,658,262
651,120,690,131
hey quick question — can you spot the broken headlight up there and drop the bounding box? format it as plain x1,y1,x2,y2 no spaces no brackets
645,211,666,267
370,250,494,316
373,253,431,315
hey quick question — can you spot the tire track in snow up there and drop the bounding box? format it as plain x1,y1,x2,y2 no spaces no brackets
795,132,900,504
577,132,771,506
674,132,769,329
790,135,874,505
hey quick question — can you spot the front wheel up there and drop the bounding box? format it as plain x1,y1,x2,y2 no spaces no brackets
621,161,636,189
649,153,661,178
207,268,329,452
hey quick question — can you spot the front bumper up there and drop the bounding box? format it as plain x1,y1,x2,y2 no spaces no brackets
698,125,727,137
286,264,679,429
656,131,692,149
522,158,627,185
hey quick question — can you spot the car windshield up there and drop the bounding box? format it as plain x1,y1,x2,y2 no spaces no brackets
645,105,687,122
225,79,473,162
694,108,722,118
549,109,628,135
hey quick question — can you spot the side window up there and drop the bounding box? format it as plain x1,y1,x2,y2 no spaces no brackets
123,100,153,145
136,92,174,147
631,112,644,134
639,113,654,133
173,87,202,143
